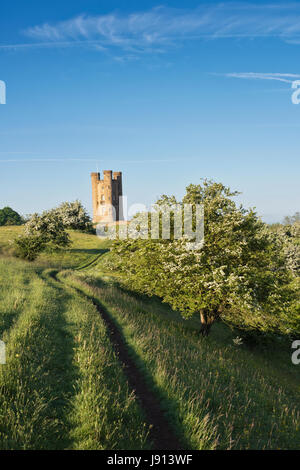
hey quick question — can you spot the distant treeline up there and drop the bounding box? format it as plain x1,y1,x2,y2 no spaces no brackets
0,207,24,226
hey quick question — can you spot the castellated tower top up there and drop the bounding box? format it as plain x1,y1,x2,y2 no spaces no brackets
91,170,123,223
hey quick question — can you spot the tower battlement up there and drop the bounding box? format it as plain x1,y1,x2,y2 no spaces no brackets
91,170,123,223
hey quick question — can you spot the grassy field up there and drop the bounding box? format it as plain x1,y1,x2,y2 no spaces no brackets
61,270,300,450
0,226,299,450
0,233,149,450
0,225,110,269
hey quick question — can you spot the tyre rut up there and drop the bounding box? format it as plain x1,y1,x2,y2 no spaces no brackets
50,270,184,451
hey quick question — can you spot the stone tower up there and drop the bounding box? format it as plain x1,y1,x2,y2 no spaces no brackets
91,170,123,223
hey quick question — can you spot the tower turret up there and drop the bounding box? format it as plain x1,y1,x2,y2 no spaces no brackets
91,170,123,223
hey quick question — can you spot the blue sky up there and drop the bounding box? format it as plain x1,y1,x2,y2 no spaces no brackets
0,0,299,222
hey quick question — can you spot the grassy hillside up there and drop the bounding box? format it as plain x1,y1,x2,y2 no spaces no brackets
61,269,300,450
0,226,299,450
0,228,149,449
0,257,149,449
0,226,110,269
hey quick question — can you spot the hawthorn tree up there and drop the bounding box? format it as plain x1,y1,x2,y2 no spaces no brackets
112,180,290,336
24,211,71,248
12,201,93,261
272,222,300,277
14,210,71,260
55,200,93,232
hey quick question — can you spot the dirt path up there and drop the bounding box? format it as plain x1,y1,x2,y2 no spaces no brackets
52,271,184,450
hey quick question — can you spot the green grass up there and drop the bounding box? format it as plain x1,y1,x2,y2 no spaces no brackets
0,257,149,449
0,226,299,450
0,225,111,269
61,270,300,450
0,226,21,255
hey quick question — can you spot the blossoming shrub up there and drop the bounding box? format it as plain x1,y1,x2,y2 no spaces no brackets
14,211,71,261
55,200,94,232
110,180,297,338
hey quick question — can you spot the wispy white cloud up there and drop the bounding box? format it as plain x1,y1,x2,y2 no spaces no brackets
0,40,107,51
0,157,180,163
2,4,300,54
222,72,300,84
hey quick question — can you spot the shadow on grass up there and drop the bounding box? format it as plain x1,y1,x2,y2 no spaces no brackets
90,275,208,336
91,274,296,354
68,248,109,255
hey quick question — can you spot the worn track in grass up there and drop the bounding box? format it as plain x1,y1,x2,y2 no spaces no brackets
50,270,183,451
76,252,107,271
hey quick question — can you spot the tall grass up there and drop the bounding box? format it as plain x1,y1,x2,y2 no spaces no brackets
63,271,300,450
50,272,150,450
1,227,299,450
0,259,149,449
0,258,29,335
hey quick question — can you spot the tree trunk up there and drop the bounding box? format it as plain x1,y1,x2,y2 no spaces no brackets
199,310,214,336
199,307,222,336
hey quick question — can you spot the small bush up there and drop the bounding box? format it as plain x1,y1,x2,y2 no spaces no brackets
13,234,45,261
24,211,71,248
